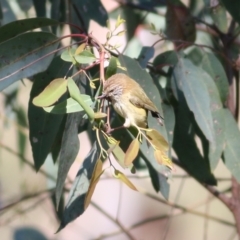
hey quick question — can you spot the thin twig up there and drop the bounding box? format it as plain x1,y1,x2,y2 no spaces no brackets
91,201,136,240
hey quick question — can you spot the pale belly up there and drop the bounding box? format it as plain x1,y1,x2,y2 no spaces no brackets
112,99,148,128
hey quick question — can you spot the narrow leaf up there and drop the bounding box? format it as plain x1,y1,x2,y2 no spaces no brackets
146,129,169,151
28,57,69,170
68,78,94,119
106,56,117,79
57,142,100,232
0,32,59,91
201,52,228,104
114,169,138,191
124,138,140,166
173,57,214,142
75,43,86,55
33,78,67,107
84,159,103,209
44,96,93,114
223,109,240,182
0,18,59,43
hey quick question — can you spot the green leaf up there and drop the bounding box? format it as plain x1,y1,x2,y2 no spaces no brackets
162,103,175,150
223,109,240,182
106,56,117,79
33,0,46,17
0,18,59,43
44,96,93,114
210,2,228,33
221,0,240,26
0,32,59,91
69,0,108,32
200,70,225,170
61,48,75,62
33,78,67,107
173,100,216,185
153,50,178,68
138,46,154,68
55,112,81,208
74,50,96,64
201,52,229,104
67,78,94,119
57,142,100,232
28,56,69,170
173,57,214,142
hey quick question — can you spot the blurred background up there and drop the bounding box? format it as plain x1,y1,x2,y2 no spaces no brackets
0,0,238,240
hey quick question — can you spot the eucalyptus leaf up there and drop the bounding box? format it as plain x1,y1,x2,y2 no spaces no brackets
57,142,100,232
33,78,67,107
0,18,59,43
201,52,228,104
173,57,214,143
0,32,59,91
44,96,93,114
28,56,70,170
223,109,240,182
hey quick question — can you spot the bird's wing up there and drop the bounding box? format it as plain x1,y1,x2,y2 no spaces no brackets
129,92,159,113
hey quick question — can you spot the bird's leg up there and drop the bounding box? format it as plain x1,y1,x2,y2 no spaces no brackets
106,125,126,134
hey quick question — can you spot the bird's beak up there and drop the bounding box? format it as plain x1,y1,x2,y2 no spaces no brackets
97,93,106,99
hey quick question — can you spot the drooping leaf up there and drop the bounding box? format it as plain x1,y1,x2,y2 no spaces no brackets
0,32,59,91
28,56,70,170
124,138,140,166
166,0,196,48
200,70,225,170
154,149,172,169
55,112,81,208
173,57,215,143
162,103,175,150
33,78,67,107
138,46,154,68
201,52,229,104
221,0,240,25
84,159,103,209
33,0,46,17
0,18,59,43
105,135,134,170
57,142,100,232
223,109,240,182
114,169,138,191
15,105,28,160
173,99,216,185
210,2,228,33
55,75,89,208
106,56,117,79
146,129,169,151
44,96,93,114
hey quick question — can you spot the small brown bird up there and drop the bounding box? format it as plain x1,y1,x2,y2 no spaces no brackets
99,73,163,130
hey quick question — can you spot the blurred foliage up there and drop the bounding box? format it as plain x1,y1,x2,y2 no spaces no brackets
1,0,240,236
